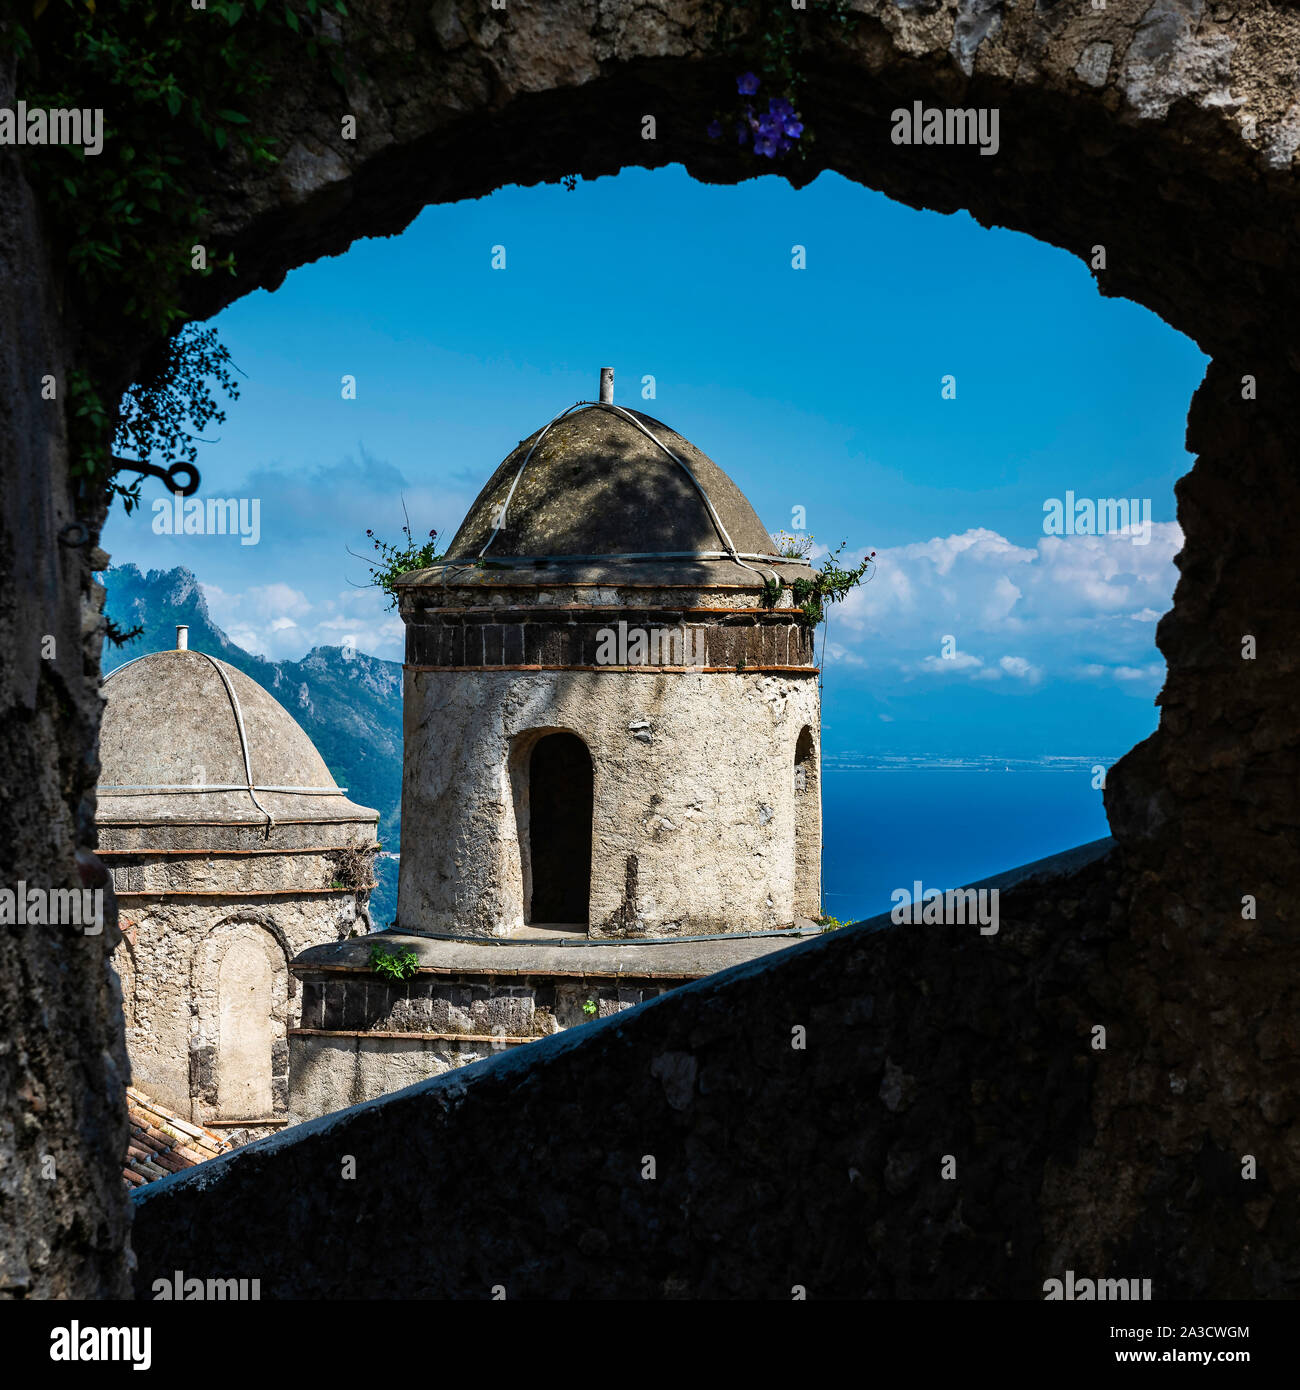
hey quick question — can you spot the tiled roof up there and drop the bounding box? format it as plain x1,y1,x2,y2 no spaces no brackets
124,1086,232,1189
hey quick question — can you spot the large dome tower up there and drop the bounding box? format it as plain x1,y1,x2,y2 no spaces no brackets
394,374,823,937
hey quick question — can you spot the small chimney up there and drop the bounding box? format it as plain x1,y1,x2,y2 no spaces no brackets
176,624,189,651
599,367,614,404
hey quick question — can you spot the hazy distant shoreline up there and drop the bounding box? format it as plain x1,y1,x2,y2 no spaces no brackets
822,754,1117,772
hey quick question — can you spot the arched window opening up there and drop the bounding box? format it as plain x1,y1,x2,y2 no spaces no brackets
527,731,594,926
793,727,821,920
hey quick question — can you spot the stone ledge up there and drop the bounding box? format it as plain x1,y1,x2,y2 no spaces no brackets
293,926,820,978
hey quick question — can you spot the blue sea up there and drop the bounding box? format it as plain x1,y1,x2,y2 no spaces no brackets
819,759,1113,924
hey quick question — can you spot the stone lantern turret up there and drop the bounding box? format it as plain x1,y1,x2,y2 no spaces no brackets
395,370,823,936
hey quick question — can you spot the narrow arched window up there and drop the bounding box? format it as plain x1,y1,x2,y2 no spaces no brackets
526,732,594,926
793,727,821,919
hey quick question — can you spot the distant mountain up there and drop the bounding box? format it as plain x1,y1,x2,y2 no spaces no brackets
101,565,402,926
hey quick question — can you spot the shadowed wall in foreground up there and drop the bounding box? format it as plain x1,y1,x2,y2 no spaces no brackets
132,844,1299,1299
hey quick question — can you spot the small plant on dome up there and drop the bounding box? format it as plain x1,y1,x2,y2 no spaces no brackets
370,944,420,982
789,540,876,627
350,499,443,609
772,530,816,561
582,997,599,1018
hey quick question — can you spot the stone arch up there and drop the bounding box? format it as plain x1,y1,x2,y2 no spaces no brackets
793,726,821,920
509,727,595,927
191,913,292,1124
166,11,1300,1223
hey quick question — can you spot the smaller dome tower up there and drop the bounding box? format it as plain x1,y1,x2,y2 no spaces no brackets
98,631,379,1139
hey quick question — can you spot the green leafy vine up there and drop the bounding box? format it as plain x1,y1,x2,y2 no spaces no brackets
765,531,875,626
11,0,352,513
352,510,444,610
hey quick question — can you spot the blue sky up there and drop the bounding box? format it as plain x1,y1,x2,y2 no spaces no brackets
104,162,1207,763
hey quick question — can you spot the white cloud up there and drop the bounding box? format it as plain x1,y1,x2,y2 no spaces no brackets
203,582,404,662
919,650,984,674
1113,663,1164,683
999,655,1043,683
824,641,866,667
825,524,1180,692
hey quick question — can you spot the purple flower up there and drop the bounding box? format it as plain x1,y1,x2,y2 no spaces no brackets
782,117,804,138
706,118,723,139
769,96,795,119
737,72,760,95
757,114,780,139
754,134,778,157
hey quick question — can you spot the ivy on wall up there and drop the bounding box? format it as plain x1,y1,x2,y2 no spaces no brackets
11,0,350,515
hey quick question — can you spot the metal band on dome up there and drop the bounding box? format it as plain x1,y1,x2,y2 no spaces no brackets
474,401,780,589
102,654,152,681
99,784,350,794
194,651,279,829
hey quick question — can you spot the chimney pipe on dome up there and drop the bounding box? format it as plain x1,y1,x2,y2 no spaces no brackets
176,624,189,651
599,367,614,404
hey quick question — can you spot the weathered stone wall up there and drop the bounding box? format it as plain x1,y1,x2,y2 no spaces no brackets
400,667,820,934
289,968,676,1117
404,609,816,672
131,843,1300,1297
0,52,130,1298
136,844,1294,1300
113,892,369,1123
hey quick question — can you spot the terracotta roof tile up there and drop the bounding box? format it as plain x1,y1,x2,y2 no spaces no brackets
123,1086,232,1188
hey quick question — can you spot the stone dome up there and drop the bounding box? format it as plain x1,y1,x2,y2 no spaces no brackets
98,645,376,829
407,397,815,593
444,404,780,562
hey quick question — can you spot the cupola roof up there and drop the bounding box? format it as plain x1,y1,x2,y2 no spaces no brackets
400,372,812,590
98,640,377,828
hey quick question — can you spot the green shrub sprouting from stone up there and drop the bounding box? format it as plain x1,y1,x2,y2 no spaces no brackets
354,509,443,609
816,912,847,933
764,532,875,624
791,541,875,627
582,997,599,1017
369,945,420,982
